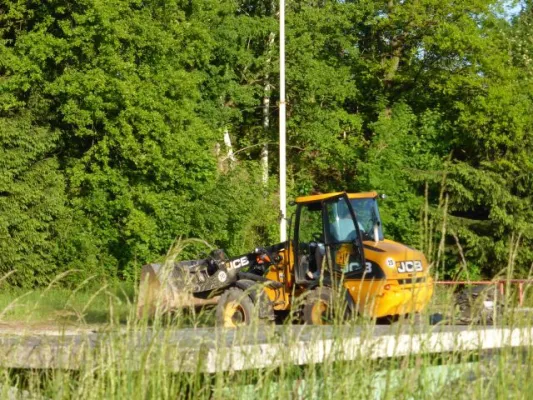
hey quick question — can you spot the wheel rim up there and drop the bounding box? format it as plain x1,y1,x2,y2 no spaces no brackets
223,300,247,327
311,300,329,325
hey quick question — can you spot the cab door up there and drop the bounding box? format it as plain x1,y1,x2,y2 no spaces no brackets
321,194,366,279
293,201,324,283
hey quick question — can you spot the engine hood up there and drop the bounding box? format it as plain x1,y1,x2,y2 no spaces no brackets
363,239,429,279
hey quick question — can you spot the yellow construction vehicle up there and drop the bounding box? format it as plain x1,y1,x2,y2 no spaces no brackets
138,192,434,326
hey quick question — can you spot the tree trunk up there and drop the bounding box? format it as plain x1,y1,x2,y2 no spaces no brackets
223,128,235,169
382,0,404,118
262,30,276,187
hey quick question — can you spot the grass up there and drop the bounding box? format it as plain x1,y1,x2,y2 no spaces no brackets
0,283,135,327
0,282,530,399
0,320,532,399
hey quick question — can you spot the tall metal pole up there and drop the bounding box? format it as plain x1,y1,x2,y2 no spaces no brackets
279,0,287,242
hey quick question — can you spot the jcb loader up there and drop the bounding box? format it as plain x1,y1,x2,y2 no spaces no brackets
138,192,434,326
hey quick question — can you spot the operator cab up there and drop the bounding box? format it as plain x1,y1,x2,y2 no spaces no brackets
293,193,365,284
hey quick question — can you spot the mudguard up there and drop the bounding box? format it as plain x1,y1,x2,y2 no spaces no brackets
344,287,356,317
234,279,275,321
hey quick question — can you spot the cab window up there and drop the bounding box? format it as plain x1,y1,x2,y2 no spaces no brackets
298,203,323,243
325,199,357,244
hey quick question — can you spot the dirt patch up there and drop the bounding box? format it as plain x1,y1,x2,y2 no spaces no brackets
0,321,103,336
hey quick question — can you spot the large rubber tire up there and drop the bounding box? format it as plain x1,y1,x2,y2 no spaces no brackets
302,287,337,325
455,285,501,325
216,287,255,328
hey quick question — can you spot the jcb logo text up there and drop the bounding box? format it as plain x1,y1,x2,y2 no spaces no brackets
228,257,250,270
397,260,423,273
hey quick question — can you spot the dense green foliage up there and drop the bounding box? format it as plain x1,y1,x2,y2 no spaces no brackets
1,0,532,286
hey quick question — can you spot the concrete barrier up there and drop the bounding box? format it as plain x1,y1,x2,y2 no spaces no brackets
0,325,531,372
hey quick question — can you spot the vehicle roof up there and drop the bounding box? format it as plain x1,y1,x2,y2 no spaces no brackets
295,192,344,204
347,191,378,199
295,191,378,204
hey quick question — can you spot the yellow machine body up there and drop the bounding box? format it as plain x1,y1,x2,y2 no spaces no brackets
139,191,433,324
343,239,434,318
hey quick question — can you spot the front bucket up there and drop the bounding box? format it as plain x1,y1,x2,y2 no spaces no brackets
137,263,219,318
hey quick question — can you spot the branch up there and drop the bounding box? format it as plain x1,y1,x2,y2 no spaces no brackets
219,142,305,161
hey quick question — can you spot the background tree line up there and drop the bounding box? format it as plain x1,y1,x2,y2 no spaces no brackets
1,0,532,286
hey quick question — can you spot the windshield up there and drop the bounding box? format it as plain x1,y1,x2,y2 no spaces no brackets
350,198,383,241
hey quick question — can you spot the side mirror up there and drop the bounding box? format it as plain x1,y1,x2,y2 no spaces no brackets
379,193,387,199
288,212,295,238
286,216,292,228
